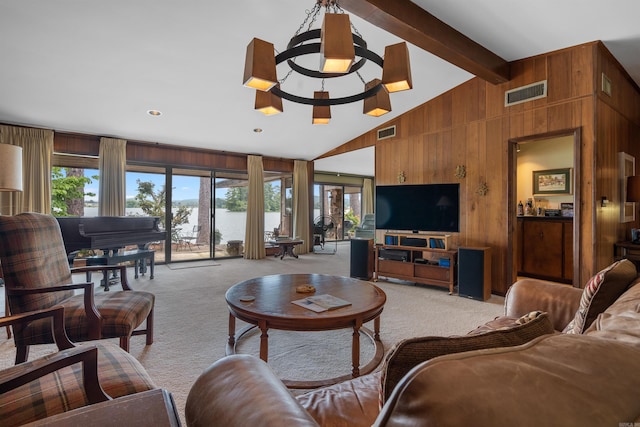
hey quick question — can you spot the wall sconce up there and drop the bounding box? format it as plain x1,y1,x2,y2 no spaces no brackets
601,196,609,207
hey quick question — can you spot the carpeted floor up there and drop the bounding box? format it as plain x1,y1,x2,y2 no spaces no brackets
0,241,505,425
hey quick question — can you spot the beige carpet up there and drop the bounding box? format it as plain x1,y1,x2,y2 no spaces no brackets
0,242,504,425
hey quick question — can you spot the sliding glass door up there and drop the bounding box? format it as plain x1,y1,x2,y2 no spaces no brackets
170,170,212,261
214,172,248,258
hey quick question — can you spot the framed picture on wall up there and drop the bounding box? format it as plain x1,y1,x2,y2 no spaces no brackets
619,151,635,223
533,168,573,195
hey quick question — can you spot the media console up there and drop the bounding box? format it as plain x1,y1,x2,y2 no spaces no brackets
374,233,457,294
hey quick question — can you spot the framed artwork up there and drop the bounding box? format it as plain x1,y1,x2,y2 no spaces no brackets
533,168,572,195
619,152,635,223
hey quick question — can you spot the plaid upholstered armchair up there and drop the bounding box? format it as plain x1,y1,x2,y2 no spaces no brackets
0,212,155,363
0,306,156,426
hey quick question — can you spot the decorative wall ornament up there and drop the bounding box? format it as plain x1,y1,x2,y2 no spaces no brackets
454,165,466,179
397,171,406,183
477,182,488,196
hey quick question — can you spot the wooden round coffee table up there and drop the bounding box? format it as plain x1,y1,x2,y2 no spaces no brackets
225,273,386,388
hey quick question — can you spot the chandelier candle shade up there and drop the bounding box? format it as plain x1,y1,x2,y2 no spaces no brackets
312,91,331,124
255,83,284,115
0,144,23,192
242,0,412,124
320,13,355,73
243,38,278,91
363,78,391,117
382,42,413,93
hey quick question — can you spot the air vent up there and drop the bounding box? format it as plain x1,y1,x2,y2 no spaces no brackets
377,125,396,140
504,80,547,106
602,73,612,96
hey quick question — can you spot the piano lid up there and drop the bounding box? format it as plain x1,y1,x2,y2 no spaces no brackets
56,216,167,254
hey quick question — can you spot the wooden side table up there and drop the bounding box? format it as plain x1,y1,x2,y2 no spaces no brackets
23,389,181,427
271,239,304,259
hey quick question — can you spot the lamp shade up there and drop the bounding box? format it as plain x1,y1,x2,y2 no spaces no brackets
0,144,23,192
382,42,413,93
627,176,640,202
243,38,278,91
255,84,283,116
320,13,355,73
312,91,331,124
363,79,391,117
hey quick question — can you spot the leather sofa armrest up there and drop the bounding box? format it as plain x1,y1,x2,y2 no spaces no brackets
185,355,319,427
504,278,582,331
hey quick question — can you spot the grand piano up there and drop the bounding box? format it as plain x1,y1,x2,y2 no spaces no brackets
56,216,167,256
56,216,167,289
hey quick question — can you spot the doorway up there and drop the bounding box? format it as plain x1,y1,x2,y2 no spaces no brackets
509,129,581,287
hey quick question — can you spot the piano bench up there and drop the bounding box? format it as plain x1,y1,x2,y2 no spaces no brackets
83,249,155,291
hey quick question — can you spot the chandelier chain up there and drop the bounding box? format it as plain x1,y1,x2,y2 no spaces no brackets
332,2,363,38
279,3,323,86
302,4,322,35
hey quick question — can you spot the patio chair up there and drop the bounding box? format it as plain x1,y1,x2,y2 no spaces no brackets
0,212,155,364
179,225,201,251
354,213,375,239
0,306,156,426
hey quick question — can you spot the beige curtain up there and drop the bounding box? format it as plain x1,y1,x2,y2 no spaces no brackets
244,155,265,259
98,137,127,216
362,178,374,216
293,160,310,254
0,125,53,215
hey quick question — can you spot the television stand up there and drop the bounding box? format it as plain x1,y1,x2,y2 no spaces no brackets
374,233,457,294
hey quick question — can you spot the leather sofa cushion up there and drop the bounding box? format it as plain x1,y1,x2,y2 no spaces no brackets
584,279,640,344
380,311,554,404
564,259,637,334
295,370,382,427
377,334,640,427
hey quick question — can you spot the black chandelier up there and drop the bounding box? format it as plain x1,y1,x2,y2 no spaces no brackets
243,0,412,124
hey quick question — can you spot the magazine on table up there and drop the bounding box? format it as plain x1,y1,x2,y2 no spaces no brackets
292,294,352,312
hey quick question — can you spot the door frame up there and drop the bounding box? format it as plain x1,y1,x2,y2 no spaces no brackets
507,128,582,288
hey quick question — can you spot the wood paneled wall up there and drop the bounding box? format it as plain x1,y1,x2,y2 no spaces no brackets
335,41,640,295
54,132,295,173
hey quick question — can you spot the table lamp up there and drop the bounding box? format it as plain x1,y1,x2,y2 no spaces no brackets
0,143,22,330
0,144,23,193
0,144,23,216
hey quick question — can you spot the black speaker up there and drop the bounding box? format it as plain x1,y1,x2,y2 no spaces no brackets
458,247,491,301
350,238,373,279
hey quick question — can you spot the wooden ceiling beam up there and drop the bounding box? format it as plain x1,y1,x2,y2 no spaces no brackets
339,0,510,84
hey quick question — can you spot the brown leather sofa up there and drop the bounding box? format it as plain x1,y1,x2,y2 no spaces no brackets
186,267,640,426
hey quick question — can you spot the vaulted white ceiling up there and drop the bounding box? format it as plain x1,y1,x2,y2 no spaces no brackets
1,1,639,177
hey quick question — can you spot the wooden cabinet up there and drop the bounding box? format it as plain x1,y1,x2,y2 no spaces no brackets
374,233,457,294
517,217,573,283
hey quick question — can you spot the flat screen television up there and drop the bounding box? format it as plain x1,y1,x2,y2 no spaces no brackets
375,183,460,233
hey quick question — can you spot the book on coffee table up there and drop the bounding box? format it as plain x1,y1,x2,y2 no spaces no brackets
292,294,352,312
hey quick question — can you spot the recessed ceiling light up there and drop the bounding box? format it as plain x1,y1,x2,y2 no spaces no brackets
147,110,162,116
253,128,263,133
